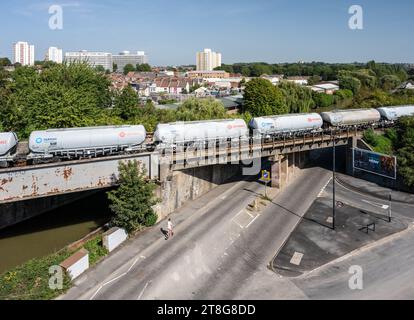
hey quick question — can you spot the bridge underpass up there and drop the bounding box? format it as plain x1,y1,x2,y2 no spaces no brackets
0,130,362,229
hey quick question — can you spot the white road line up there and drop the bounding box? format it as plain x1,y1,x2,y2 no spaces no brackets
245,210,254,218
89,255,144,300
245,215,260,229
318,177,332,197
137,281,151,300
89,286,103,300
361,199,388,210
89,272,127,300
127,257,140,273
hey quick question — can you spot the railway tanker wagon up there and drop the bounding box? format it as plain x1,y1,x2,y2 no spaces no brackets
154,119,249,146
321,109,381,128
0,132,18,167
249,113,323,137
377,105,414,121
28,125,146,160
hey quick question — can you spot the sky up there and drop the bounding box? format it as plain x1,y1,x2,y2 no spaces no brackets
1,0,413,65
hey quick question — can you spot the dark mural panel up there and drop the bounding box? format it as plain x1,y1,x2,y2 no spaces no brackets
353,148,397,180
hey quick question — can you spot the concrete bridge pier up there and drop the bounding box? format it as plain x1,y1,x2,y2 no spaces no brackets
270,151,309,190
346,136,357,176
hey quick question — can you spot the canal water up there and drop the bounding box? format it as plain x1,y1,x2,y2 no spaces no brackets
0,191,112,274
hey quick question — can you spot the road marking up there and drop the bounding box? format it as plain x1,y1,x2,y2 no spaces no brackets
245,210,254,219
318,177,332,198
245,215,260,229
361,199,388,210
290,252,304,266
137,281,151,300
127,257,140,273
89,255,144,300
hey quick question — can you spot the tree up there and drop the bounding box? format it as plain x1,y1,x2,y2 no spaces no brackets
0,58,11,67
123,64,136,75
113,86,139,120
1,62,113,137
136,63,152,72
395,116,414,187
380,75,401,91
175,97,227,121
278,81,315,113
243,78,288,116
107,161,158,233
307,75,321,86
313,92,335,108
239,78,246,88
95,65,105,73
113,63,118,73
338,74,362,94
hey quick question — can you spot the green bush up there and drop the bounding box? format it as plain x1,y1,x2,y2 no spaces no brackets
363,129,393,155
83,236,109,266
145,212,158,227
314,93,335,108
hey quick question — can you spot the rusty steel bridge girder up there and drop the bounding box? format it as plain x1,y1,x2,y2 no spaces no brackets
0,153,159,203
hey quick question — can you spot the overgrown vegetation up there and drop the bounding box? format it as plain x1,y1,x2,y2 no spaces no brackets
363,129,395,155
107,161,158,234
0,235,107,300
363,117,414,188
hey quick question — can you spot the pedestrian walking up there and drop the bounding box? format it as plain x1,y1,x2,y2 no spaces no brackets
167,218,174,239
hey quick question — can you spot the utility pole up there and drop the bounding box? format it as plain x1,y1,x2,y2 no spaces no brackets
332,130,336,230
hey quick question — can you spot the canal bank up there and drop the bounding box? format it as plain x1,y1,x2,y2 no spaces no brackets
0,190,112,275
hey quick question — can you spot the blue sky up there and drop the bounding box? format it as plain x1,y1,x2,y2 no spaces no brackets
1,0,413,65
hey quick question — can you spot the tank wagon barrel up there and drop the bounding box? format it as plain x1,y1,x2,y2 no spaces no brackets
377,105,414,121
321,108,381,127
28,125,147,160
0,132,19,167
249,113,323,136
154,119,249,145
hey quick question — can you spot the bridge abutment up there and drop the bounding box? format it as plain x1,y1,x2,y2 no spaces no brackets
153,164,242,221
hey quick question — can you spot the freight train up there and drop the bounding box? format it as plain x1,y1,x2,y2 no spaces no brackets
0,105,413,168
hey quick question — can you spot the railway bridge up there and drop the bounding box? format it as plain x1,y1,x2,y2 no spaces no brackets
0,128,372,229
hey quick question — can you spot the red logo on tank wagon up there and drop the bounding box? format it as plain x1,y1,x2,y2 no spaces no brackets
0,140,7,145
119,132,126,138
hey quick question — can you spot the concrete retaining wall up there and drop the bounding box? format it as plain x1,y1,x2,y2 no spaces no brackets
154,164,241,221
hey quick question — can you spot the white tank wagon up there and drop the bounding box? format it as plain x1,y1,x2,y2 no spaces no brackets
377,105,414,121
153,119,249,145
321,109,381,127
28,125,147,159
0,132,19,166
249,113,323,136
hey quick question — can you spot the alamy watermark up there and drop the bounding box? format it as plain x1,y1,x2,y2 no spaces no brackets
348,265,363,290
49,5,63,30
49,265,64,290
348,5,363,30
